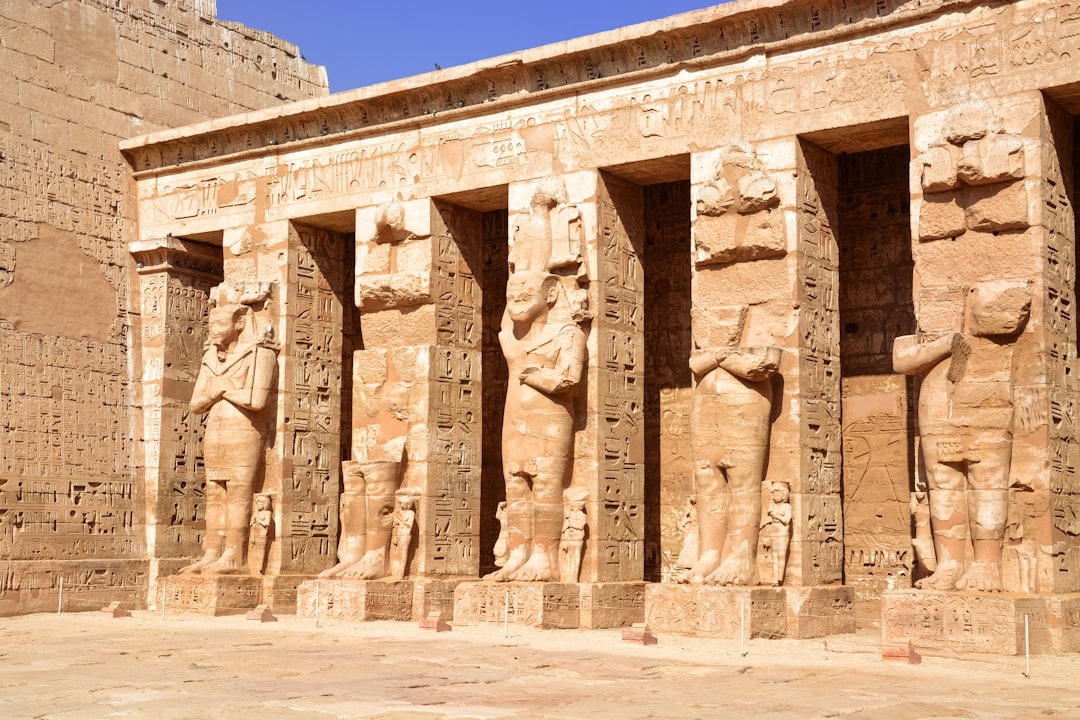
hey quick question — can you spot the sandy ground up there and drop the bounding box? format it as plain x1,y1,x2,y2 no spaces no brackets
1,611,1078,720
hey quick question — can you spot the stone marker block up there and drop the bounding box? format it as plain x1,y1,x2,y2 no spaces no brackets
623,623,657,645
418,611,451,632
100,601,131,618
881,590,1052,655
644,585,786,639
246,604,277,622
162,575,263,616
297,579,414,622
882,642,922,664
454,582,580,629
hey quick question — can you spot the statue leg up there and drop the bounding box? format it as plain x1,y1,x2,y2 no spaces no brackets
956,435,1010,592
319,462,367,577
915,437,967,590
485,471,533,581
507,456,565,582
203,470,254,575
342,460,400,579
180,479,226,574
708,448,765,586
679,454,727,584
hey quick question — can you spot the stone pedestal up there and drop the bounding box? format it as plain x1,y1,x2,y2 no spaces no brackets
1046,595,1080,653
645,585,787,639
453,582,581,629
411,578,462,622
161,575,263,616
263,575,311,615
785,586,856,638
881,590,1053,655
296,579,414,622
579,583,647,629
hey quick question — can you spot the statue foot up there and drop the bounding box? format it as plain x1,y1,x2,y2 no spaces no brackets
484,546,529,582
318,557,361,578
340,550,386,579
509,550,556,582
679,550,722,585
201,549,245,575
956,561,1002,592
706,547,755,586
914,560,962,590
178,549,221,575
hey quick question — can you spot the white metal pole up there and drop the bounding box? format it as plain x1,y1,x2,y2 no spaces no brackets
161,579,167,620
1025,614,1031,678
315,581,320,628
503,590,509,639
57,576,63,615
740,599,746,656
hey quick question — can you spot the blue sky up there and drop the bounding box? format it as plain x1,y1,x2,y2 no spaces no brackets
217,1,723,93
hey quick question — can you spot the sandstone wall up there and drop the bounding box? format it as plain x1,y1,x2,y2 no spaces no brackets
0,0,328,614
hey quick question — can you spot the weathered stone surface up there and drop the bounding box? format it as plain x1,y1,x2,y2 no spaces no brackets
296,579,415,622
882,590,1053,655
454,581,581,629
644,585,786,639
161,575,263,616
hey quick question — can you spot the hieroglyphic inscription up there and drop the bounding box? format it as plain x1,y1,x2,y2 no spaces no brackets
642,181,692,582
795,141,843,585
1043,101,1080,591
480,210,509,577
280,225,345,573
427,204,483,576
0,329,138,561
594,174,645,582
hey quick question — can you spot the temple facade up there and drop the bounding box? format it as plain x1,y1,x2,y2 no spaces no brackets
5,0,1080,654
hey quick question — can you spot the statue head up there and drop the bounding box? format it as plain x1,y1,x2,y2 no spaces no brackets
769,482,790,503
254,494,272,511
208,304,246,350
506,271,559,325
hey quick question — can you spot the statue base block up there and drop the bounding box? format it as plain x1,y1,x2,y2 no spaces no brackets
411,578,462,621
882,590,1057,655
579,583,646,628
296,579,414,622
644,585,786,639
453,582,582,629
161,574,263,616
785,586,856,638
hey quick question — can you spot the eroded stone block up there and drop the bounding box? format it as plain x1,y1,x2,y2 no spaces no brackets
296,579,414,621
644,585,786,639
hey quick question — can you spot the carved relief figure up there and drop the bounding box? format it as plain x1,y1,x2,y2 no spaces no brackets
893,282,1030,592
760,482,792,587
181,286,277,575
675,495,699,572
559,493,588,583
387,492,417,582
487,179,587,582
493,501,510,568
679,331,781,585
248,494,273,575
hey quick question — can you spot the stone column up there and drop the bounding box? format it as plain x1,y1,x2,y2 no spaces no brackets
352,199,483,582
579,172,646,583
130,236,222,601
882,93,1075,653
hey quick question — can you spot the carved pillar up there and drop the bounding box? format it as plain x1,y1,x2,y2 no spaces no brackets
216,220,346,587
905,94,1049,594
792,141,844,586
353,199,482,578
1041,96,1080,594
557,171,646,583
131,237,222,590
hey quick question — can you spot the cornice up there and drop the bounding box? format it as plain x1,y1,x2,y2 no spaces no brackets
120,0,986,176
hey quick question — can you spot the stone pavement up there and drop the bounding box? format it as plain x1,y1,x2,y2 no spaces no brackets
1,611,1078,720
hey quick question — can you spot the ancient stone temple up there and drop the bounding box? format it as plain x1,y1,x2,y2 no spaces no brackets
5,0,1080,655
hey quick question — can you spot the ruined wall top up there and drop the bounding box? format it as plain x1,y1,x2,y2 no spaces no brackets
120,0,983,172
